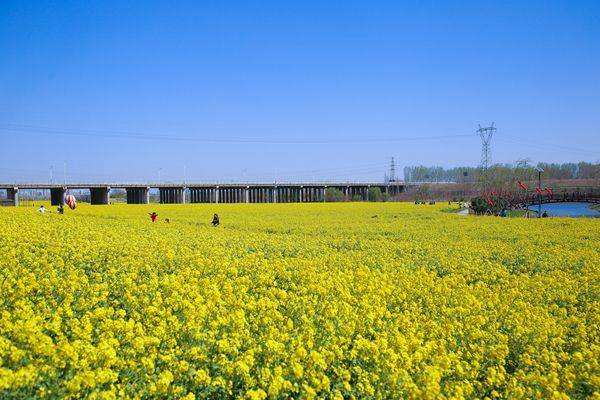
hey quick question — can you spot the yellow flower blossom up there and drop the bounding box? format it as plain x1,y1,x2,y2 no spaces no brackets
0,202,597,399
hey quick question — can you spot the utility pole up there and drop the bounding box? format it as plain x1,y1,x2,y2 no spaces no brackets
536,167,543,218
50,166,54,184
477,123,496,191
389,157,396,182
63,162,67,185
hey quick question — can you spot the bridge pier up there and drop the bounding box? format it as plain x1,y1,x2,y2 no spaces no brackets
189,187,213,203
6,187,19,206
126,187,149,204
90,187,110,205
159,187,185,204
50,187,65,206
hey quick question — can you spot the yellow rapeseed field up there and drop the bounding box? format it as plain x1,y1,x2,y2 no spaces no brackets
0,202,598,399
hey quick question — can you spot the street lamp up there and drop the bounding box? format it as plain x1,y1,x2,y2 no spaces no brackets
535,167,544,218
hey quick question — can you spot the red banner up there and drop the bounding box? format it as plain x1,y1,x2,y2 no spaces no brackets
518,181,528,191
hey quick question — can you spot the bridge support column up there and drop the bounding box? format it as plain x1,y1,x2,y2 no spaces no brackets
50,187,66,206
159,187,184,204
6,187,19,206
126,187,149,204
90,187,110,205
189,188,211,203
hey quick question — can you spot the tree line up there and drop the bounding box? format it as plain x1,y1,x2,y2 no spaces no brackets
403,161,600,183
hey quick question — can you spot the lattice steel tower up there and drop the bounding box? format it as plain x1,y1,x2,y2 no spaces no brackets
477,123,496,188
389,157,396,182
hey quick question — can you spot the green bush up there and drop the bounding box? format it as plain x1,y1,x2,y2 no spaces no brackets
470,195,510,215
325,188,345,202
368,187,383,202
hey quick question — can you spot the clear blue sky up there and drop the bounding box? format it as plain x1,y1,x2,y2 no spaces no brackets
1,1,599,183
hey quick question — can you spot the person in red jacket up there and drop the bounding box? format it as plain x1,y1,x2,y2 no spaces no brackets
149,212,158,223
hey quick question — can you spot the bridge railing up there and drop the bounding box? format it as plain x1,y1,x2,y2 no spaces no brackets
509,186,600,207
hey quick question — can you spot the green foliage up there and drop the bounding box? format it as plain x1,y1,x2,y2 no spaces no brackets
368,187,383,202
470,196,510,215
404,161,600,183
325,188,345,202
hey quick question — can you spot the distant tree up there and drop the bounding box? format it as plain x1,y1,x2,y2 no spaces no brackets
415,184,431,202
325,188,344,202
352,194,363,202
403,161,599,184
368,187,382,202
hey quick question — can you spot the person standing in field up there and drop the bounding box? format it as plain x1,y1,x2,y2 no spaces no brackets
149,212,158,223
212,213,220,226
38,205,46,214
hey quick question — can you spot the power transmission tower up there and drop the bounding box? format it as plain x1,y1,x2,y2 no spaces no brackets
477,123,496,189
389,157,396,182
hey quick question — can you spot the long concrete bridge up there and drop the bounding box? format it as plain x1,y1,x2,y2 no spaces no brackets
0,182,404,206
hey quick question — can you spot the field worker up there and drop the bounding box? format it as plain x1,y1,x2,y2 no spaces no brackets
149,212,158,223
57,205,64,214
38,205,46,214
212,213,220,226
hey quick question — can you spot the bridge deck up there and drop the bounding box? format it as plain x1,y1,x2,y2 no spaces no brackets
0,182,404,189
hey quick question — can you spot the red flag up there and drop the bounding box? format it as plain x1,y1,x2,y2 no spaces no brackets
535,187,543,195
491,190,498,196
518,181,528,190
545,187,553,197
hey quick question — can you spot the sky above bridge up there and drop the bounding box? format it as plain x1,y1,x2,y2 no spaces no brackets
1,1,599,183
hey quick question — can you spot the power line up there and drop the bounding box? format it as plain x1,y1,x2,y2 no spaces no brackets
497,136,599,157
0,123,476,144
